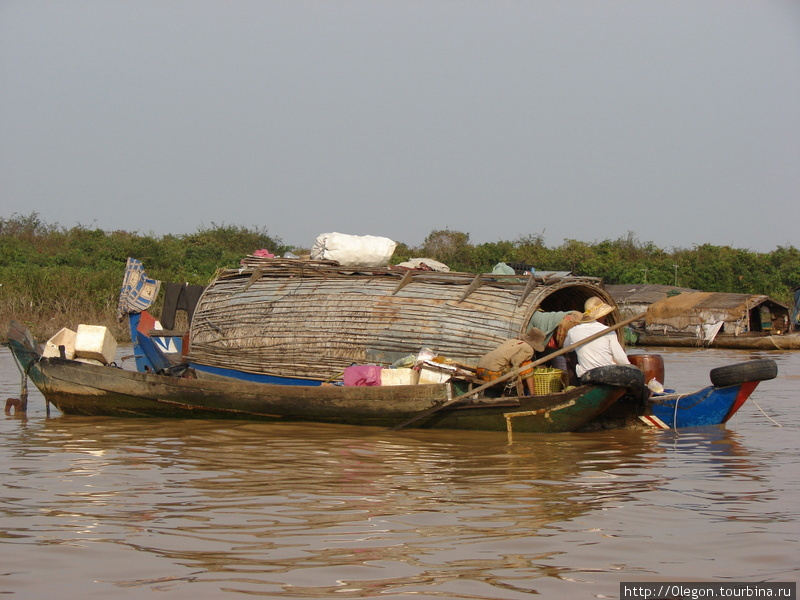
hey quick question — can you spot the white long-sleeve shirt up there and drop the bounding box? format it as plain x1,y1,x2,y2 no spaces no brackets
563,321,631,377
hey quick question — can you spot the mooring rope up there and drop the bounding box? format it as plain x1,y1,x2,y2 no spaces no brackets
673,394,680,428
670,393,692,428
751,399,782,427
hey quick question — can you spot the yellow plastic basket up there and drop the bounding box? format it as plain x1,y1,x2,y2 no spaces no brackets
532,367,564,395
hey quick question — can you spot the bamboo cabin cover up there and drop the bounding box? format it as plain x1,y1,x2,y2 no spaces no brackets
188,258,613,381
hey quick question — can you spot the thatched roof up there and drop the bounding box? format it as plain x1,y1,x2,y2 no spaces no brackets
189,258,614,381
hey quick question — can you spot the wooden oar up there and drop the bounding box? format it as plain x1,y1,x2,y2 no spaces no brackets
389,311,646,431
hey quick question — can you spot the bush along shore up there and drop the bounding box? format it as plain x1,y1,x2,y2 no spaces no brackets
2,213,799,343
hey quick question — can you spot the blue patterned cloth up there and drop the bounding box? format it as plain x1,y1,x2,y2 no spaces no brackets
116,257,161,319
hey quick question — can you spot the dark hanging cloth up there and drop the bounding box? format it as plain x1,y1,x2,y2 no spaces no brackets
161,283,183,330
183,284,205,323
161,283,205,330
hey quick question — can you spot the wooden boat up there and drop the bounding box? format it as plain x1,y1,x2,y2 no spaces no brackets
606,285,800,349
632,331,800,350
120,257,778,431
8,257,776,433
9,322,777,432
6,321,629,433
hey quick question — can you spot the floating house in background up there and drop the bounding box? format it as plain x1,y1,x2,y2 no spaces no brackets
793,285,800,332
606,284,800,349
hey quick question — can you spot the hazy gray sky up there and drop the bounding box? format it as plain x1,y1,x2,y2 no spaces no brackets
2,1,798,252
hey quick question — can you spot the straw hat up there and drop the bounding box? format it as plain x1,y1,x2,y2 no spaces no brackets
581,297,615,322
519,327,546,352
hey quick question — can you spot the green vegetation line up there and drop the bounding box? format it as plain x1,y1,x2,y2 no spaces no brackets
2,213,798,342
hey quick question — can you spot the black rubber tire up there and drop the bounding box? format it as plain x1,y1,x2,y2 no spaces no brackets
579,364,645,389
709,359,778,388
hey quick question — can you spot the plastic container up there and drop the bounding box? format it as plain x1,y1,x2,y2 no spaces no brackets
629,354,665,385
43,328,77,359
380,368,420,386
74,324,117,364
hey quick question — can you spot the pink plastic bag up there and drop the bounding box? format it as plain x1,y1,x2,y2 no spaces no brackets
343,365,383,386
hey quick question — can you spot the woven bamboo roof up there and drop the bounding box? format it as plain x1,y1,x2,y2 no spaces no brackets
189,258,613,381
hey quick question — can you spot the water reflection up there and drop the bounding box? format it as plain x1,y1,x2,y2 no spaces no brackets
0,416,669,596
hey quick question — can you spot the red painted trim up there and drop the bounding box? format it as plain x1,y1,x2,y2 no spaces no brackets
136,310,157,334
722,380,759,422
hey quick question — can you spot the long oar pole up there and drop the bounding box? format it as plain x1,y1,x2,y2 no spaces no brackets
389,311,646,431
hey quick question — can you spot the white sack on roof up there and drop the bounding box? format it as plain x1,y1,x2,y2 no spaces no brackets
311,232,396,267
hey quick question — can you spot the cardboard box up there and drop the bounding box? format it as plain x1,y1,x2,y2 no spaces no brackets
43,328,77,360
74,324,117,364
380,368,420,386
418,362,455,385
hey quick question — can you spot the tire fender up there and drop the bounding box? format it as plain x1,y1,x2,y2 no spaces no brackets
709,359,778,388
579,364,646,389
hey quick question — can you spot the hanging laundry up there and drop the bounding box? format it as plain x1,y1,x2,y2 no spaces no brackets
161,282,205,330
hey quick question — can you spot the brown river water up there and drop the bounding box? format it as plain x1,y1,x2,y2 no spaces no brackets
1,345,798,599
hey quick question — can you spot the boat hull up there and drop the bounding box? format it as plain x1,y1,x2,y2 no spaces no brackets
9,318,776,433
11,342,624,433
634,332,800,350
581,381,761,430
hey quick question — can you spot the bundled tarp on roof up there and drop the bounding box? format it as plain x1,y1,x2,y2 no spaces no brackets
605,284,698,321
188,258,615,381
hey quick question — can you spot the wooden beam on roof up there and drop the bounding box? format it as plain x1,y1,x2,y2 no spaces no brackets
243,268,263,291
392,270,415,295
516,272,538,307
458,274,484,303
